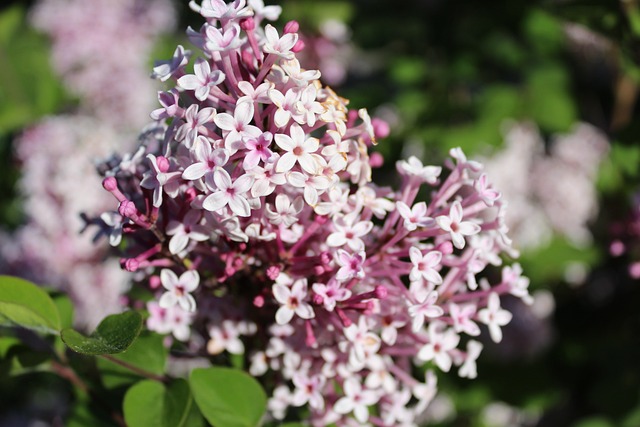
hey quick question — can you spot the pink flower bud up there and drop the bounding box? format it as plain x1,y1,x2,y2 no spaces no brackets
437,241,454,255
156,156,170,173
369,152,384,168
291,39,305,53
610,240,625,256
630,262,640,279
374,285,388,299
123,258,140,272
240,17,255,31
253,295,265,307
119,200,138,218
149,275,161,289
102,176,118,191
372,118,390,138
284,20,299,34
266,266,280,280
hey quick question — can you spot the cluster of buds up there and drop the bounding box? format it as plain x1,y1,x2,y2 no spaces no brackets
97,1,531,425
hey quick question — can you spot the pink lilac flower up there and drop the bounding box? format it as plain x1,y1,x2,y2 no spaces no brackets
1,0,176,329
273,278,315,324
477,293,513,343
146,301,193,341
178,57,226,101
436,200,482,249
30,0,176,129
159,269,200,312
93,5,531,424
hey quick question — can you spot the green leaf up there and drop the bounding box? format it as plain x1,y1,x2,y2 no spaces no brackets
0,275,61,333
124,379,197,427
190,366,267,427
61,311,142,355
52,294,75,330
97,332,167,388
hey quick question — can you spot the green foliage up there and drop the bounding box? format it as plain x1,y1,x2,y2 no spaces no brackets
0,5,67,134
97,332,167,388
123,379,198,427
520,237,601,285
190,366,267,427
0,275,61,334
61,311,142,355
598,143,640,193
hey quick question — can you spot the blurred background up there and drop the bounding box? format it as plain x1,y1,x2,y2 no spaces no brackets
1,0,639,426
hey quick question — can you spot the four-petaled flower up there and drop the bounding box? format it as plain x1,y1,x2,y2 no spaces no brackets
334,250,366,282
202,168,254,216
477,292,512,343
273,279,315,324
159,269,200,312
409,291,444,332
417,322,460,372
397,201,433,231
140,154,181,207
178,57,225,101
333,377,379,424
409,247,443,285
263,24,298,59
274,123,320,174
436,200,481,249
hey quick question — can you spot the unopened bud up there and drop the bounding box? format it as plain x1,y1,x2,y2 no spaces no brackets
240,17,255,31
369,152,384,168
156,156,170,173
372,118,390,139
284,20,299,34
253,295,265,308
119,200,138,218
374,285,388,299
291,39,305,53
266,266,280,280
124,258,140,272
149,275,161,289
102,176,118,191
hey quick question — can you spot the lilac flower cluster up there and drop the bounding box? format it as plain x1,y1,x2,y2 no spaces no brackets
0,0,176,327
98,1,531,424
484,121,608,251
30,0,176,129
